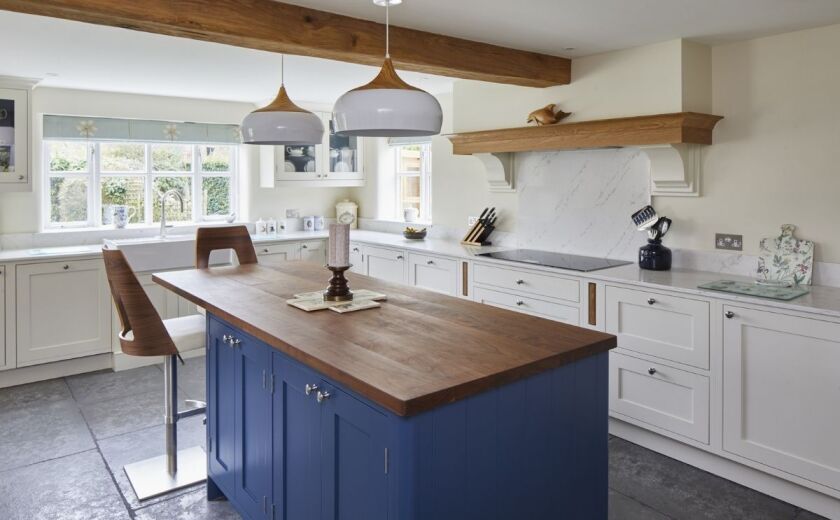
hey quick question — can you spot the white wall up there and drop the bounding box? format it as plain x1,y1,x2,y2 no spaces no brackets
656,23,840,263
0,87,348,235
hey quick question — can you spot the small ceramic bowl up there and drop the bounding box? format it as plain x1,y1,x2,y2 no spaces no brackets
403,228,427,240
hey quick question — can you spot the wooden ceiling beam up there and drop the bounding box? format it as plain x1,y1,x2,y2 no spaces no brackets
0,0,571,87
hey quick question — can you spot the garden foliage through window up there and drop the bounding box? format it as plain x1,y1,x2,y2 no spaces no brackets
45,141,236,228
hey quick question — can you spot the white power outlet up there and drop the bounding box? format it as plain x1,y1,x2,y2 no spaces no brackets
468,216,478,226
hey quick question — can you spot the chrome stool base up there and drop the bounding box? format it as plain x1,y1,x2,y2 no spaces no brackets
125,445,206,500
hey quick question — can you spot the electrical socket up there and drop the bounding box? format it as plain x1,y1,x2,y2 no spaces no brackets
715,233,743,251
468,216,478,226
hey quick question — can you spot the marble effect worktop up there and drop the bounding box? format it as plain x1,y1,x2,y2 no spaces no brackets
2,228,840,320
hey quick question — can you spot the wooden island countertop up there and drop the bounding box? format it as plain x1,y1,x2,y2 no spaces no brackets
154,262,616,416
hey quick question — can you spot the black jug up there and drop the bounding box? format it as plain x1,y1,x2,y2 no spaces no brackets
639,239,671,271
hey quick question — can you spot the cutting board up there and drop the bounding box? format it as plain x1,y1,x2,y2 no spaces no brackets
757,224,814,285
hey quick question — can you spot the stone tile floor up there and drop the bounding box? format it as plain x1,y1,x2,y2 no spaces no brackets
0,358,830,519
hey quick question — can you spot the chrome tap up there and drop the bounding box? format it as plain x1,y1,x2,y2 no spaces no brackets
159,189,185,238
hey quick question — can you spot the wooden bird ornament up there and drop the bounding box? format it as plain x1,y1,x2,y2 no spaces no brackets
526,104,570,126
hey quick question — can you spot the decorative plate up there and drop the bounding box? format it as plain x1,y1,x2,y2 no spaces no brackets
757,224,814,285
335,160,351,172
284,161,296,172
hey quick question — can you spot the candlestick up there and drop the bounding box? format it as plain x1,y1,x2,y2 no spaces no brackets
324,265,353,301
328,223,351,267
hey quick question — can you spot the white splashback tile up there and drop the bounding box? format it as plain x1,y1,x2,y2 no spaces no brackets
515,148,650,260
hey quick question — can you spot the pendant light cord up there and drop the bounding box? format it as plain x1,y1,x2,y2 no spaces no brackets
385,2,390,58
281,54,285,85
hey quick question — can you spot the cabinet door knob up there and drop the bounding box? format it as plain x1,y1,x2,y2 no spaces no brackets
316,390,331,403
396,255,404,260
18,175,24,181
262,248,269,253
647,298,656,305
515,279,525,285
63,264,70,270
725,311,735,319
352,248,360,253
301,244,308,249
516,300,525,306
648,367,657,375
426,260,434,265
305,383,319,396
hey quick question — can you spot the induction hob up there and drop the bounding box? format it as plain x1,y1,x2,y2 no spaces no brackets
476,249,632,272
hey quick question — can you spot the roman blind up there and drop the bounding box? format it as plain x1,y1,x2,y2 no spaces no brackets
43,115,241,144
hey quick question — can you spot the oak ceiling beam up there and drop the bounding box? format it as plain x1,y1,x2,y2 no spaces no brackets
0,0,571,87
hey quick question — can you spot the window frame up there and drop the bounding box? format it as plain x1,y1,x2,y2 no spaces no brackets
43,140,237,230
393,143,432,223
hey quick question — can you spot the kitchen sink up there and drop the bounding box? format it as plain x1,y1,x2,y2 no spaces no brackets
104,234,230,271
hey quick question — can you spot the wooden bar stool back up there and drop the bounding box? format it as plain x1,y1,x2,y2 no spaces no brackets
102,248,207,500
195,225,258,268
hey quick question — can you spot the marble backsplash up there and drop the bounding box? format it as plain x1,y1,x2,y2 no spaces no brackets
514,148,650,260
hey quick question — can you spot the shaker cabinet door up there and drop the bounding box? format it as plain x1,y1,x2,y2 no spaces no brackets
364,246,406,285
0,266,6,370
320,385,390,520
723,306,840,491
207,318,237,497
273,355,323,520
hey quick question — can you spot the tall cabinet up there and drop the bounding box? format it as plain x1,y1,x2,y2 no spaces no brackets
0,76,37,192
260,112,365,188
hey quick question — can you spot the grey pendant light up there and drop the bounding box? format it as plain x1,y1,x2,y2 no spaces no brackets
241,55,324,145
333,0,442,137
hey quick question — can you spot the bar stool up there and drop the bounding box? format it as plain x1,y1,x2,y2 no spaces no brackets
102,248,207,500
195,225,258,268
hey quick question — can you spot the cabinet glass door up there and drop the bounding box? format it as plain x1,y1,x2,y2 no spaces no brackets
0,97,16,178
281,144,319,177
327,116,362,178
0,88,27,185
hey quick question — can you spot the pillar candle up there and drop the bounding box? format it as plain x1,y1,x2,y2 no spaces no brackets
328,223,351,267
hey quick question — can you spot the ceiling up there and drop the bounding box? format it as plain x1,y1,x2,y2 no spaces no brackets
286,0,840,56
0,11,455,105
3,1,840,104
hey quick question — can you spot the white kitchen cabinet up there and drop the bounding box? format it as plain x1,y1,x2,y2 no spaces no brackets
16,259,111,366
363,245,407,285
0,81,34,192
606,286,710,369
0,265,6,370
609,351,710,444
473,285,579,325
266,112,364,187
473,262,580,303
255,242,300,267
348,242,365,274
300,240,327,265
408,253,458,296
723,306,840,491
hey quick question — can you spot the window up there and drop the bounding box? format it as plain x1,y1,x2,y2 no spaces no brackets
45,141,237,228
394,143,431,222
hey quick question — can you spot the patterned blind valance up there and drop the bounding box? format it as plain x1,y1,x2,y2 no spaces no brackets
43,115,242,144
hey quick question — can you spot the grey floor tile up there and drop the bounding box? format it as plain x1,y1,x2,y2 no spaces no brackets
610,438,797,520
66,365,163,404
98,415,206,509
609,489,670,520
0,399,94,471
134,487,241,520
0,378,73,412
795,509,830,520
80,389,164,440
0,450,130,520
175,355,207,402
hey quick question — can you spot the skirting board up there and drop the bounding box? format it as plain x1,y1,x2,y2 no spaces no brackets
0,353,112,389
113,348,205,372
610,418,840,520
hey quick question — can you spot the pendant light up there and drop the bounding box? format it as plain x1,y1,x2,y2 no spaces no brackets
241,55,324,145
333,0,442,137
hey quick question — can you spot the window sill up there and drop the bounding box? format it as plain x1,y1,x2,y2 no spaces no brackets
39,221,248,235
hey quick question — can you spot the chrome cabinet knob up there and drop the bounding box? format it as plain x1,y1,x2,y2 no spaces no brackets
316,390,331,403
396,255,404,260
18,175,24,180
515,279,525,285
63,265,70,270
352,248,360,253
647,298,656,305
262,248,269,253
305,383,319,396
427,260,434,265
516,300,525,306
648,367,657,375
222,334,232,344
301,244,308,249
725,311,735,319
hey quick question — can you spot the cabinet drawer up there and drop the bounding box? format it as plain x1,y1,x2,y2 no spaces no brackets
363,246,406,285
473,286,579,325
610,351,710,444
473,263,579,303
349,242,365,274
256,242,299,267
408,253,458,295
606,286,709,369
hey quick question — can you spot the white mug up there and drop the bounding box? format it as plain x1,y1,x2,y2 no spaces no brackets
314,216,325,231
112,205,136,229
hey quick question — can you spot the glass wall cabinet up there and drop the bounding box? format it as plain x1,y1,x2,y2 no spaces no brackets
0,84,32,191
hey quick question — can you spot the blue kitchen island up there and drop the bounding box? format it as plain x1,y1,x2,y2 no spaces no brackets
154,262,616,520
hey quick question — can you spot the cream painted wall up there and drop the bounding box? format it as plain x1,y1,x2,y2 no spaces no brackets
0,87,348,234
658,23,840,263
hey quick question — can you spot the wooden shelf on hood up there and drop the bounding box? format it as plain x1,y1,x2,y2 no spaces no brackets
445,112,723,155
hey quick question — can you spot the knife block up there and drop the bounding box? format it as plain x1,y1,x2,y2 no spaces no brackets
461,224,494,246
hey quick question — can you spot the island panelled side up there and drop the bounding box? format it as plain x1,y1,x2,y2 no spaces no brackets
206,313,609,520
